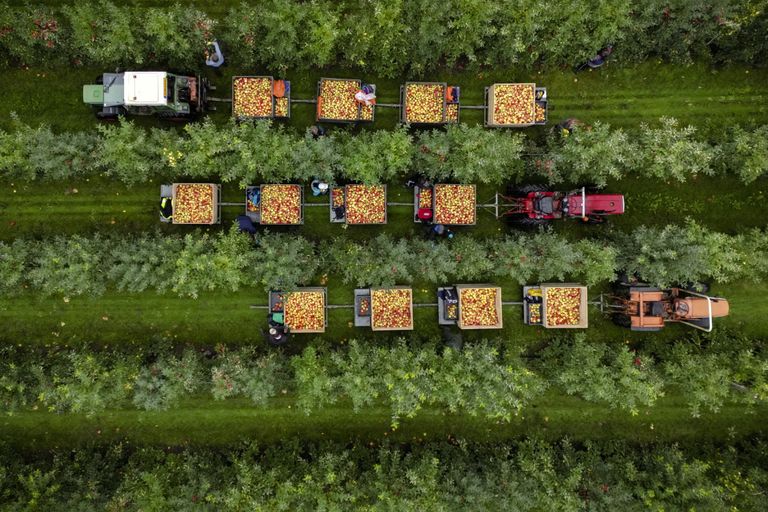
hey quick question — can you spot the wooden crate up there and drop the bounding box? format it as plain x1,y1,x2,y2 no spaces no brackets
540,283,588,329
485,83,536,128
370,286,414,331
171,183,220,225
455,284,503,330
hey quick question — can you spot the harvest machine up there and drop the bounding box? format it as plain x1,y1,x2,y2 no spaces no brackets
605,287,730,332
83,71,211,120
494,186,624,225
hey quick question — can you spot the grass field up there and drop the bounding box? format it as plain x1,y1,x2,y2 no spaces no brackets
1,58,767,452
1,62,767,133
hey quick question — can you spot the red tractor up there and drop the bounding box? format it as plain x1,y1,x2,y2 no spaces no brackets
496,186,625,225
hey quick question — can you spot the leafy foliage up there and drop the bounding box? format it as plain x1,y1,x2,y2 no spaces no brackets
133,350,204,411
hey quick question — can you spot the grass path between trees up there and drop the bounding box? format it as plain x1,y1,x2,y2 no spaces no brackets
2,393,765,450
0,62,766,133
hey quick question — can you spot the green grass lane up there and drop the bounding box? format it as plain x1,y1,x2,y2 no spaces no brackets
2,393,765,450
2,174,767,241
1,62,766,132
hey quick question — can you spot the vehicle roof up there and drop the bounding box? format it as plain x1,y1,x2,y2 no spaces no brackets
124,71,168,106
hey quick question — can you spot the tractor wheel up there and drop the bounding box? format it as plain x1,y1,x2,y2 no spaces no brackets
95,110,119,121
612,314,632,328
95,75,104,85
682,282,710,293
584,215,607,225
508,184,548,197
517,217,551,228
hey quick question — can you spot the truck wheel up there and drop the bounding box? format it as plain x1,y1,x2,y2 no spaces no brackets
612,314,632,328
509,184,548,197
95,111,119,121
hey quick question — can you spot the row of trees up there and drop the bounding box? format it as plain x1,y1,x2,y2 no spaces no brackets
2,118,766,186
2,438,765,510
1,331,765,421
1,1,765,72
2,223,766,298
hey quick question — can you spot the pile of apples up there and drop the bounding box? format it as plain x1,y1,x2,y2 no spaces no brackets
284,291,325,332
260,184,302,225
492,84,535,125
418,187,433,209
534,103,546,123
446,303,458,320
332,188,345,208
345,185,386,224
318,79,359,121
459,287,500,327
405,83,445,123
371,288,413,330
545,287,582,326
434,184,476,224
233,77,273,118
358,296,371,316
529,303,542,324
446,103,459,123
174,183,214,224
275,97,290,117
360,104,374,121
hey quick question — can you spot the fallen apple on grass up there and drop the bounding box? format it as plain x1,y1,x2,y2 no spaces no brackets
492,84,535,125
459,287,500,327
345,185,386,224
405,83,445,124
371,288,413,330
545,287,581,326
174,183,214,224
260,184,302,225
434,184,475,225
233,77,273,118
284,291,325,332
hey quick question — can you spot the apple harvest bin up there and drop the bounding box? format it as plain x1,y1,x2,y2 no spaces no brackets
171,183,221,225
413,184,477,225
232,76,291,121
330,185,388,225
316,77,375,123
456,284,503,330
484,83,547,128
400,81,460,126
245,184,304,225
523,283,588,329
269,287,327,334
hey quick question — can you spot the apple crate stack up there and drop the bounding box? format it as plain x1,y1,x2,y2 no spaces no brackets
400,81,460,125
232,76,291,120
316,77,375,123
484,83,547,128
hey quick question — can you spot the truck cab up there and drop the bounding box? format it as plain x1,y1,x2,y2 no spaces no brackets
83,71,207,120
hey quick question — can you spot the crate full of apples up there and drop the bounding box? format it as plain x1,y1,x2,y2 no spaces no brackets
259,184,303,225
456,285,503,329
172,183,218,225
282,288,327,333
433,184,476,225
344,184,387,224
486,83,537,127
402,82,447,124
541,284,588,328
317,78,363,122
371,287,413,331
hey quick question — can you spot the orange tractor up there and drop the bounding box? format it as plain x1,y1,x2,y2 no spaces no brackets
606,287,730,332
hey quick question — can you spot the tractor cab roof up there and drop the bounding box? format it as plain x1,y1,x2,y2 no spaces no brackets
124,71,169,106
568,193,625,216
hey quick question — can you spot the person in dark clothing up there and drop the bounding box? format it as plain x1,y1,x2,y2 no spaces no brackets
160,197,173,221
236,215,258,234
333,205,345,221
429,223,454,240
310,125,327,139
267,325,290,346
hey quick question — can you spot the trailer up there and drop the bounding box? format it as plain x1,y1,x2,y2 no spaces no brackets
269,287,327,334
232,76,291,120
438,284,503,330
316,77,375,123
400,82,460,125
245,184,304,225
523,283,588,328
414,184,476,225
484,83,547,128
354,286,414,331
329,184,387,225
159,183,221,225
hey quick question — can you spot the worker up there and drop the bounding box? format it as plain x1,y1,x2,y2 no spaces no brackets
333,204,345,221
159,196,173,221
311,179,329,196
354,84,376,105
310,125,326,139
267,325,290,346
236,215,257,234
205,40,225,68
430,224,454,240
